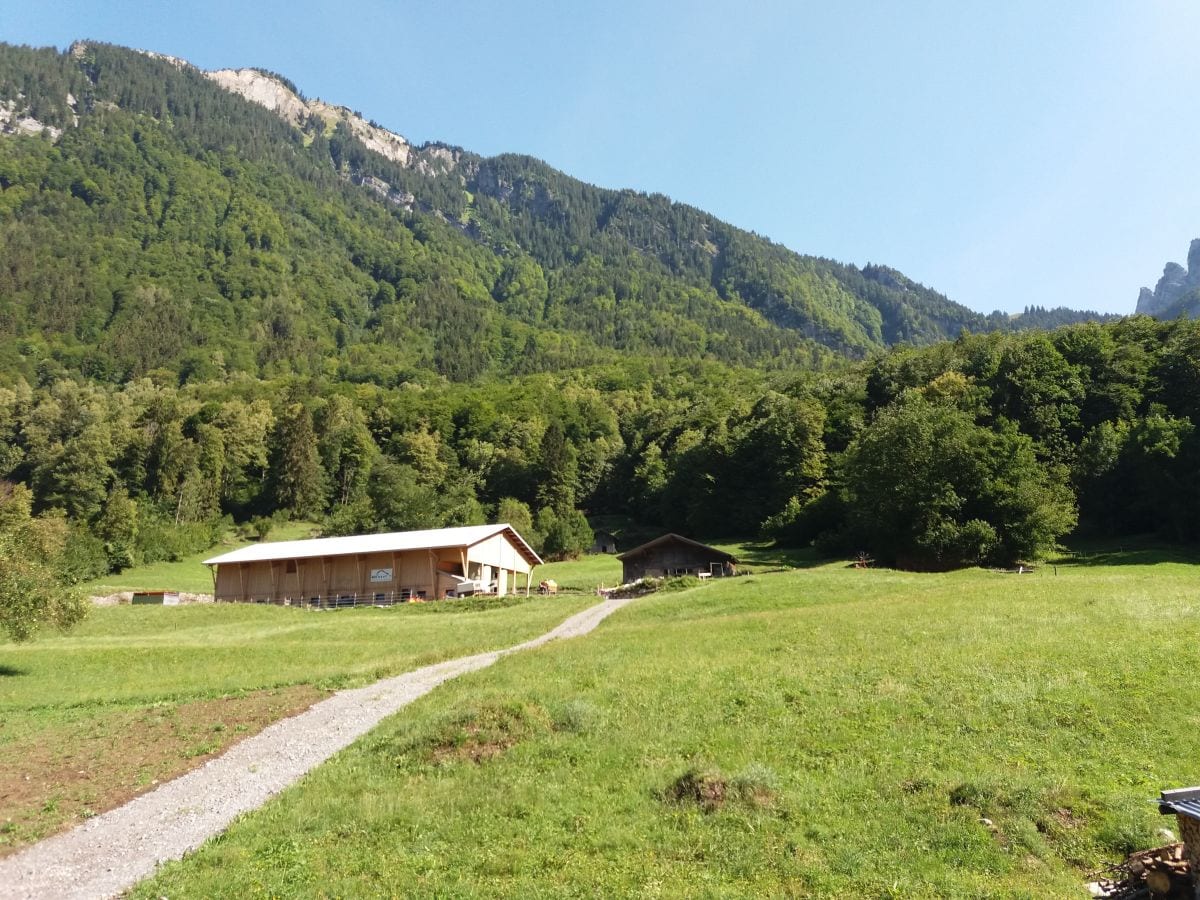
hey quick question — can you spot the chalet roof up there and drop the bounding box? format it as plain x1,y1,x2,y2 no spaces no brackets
203,523,542,568
1160,787,1200,820
615,533,737,563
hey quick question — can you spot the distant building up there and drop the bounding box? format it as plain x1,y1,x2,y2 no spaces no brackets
130,590,180,605
616,533,737,584
590,530,618,554
203,524,542,607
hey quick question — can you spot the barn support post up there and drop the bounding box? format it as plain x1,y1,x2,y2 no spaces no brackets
208,564,218,602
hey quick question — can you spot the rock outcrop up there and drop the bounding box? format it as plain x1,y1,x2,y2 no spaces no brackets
1136,239,1200,319
0,97,63,141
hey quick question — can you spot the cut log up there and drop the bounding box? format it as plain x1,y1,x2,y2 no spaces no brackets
1145,869,1172,895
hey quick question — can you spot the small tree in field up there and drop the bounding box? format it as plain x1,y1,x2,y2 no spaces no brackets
0,483,87,642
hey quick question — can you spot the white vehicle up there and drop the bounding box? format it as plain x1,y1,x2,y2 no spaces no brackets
446,575,490,597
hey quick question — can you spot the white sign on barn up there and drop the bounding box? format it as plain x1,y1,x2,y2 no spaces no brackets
369,568,393,584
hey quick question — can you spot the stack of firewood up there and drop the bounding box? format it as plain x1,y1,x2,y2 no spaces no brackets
1088,843,1191,898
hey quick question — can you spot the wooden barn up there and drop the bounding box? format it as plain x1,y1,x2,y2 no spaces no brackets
203,524,542,607
590,530,618,554
616,533,737,584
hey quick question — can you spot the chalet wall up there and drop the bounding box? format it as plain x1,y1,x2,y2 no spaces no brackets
467,533,533,574
621,545,733,583
214,549,444,603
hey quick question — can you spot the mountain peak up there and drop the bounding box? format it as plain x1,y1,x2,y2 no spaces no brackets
1136,239,1200,318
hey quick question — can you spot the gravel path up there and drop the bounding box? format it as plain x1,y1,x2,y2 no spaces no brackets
0,594,639,899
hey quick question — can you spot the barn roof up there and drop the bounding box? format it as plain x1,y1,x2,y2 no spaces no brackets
615,533,737,563
203,524,542,568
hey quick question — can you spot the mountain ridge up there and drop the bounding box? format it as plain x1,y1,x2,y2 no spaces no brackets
0,40,1116,386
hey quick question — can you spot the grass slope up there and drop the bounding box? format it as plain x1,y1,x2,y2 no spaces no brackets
132,556,1199,898
0,594,593,853
535,554,622,592
79,522,322,596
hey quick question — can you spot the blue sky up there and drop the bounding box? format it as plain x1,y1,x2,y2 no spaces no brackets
3,1,1198,315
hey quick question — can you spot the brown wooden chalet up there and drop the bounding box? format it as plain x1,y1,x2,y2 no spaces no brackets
203,524,541,608
616,533,737,584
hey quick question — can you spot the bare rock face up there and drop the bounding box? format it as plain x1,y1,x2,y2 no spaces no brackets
1136,239,1200,319
341,109,412,168
140,49,191,71
205,68,420,170
207,68,311,127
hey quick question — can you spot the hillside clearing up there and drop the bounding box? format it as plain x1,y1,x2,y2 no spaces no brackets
129,555,1200,898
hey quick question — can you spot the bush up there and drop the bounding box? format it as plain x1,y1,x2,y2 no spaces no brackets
59,527,109,584
137,515,224,564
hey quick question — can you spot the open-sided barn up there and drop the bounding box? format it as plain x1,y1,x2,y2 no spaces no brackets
616,534,737,584
203,524,542,607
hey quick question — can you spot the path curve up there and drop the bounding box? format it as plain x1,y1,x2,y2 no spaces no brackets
0,593,639,899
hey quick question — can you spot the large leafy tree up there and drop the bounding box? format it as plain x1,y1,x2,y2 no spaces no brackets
837,393,1076,569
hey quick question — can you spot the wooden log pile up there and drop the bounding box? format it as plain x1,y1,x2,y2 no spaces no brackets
1088,843,1192,899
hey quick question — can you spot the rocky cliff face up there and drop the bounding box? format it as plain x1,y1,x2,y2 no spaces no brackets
202,66,462,177
1136,239,1200,319
71,43,454,175
206,67,426,170
206,68,312,128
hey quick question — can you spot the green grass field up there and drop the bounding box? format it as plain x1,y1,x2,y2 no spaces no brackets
129,554,1200,898
0,594,594,852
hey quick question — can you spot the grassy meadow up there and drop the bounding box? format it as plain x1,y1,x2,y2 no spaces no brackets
0,594,594,853
127,553,1200,898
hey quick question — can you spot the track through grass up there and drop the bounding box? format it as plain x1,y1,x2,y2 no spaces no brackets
0,594,593,854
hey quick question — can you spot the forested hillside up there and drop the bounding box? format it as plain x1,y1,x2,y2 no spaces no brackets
0,40,1115,388
3,41,1179,627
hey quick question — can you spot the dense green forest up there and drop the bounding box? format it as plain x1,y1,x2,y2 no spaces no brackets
2,41,1184,633
1,315,1198,577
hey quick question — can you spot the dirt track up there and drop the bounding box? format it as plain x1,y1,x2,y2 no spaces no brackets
0,593,639,899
